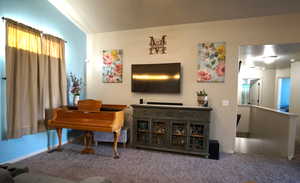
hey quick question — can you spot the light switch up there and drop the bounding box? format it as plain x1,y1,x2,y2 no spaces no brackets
222,100,230,106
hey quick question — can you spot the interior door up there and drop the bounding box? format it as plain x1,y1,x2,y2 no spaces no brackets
249,79,261,105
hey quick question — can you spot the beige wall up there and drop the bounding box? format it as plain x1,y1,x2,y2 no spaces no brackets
237,105,250,133
261,69,276,108
290,62,300,141
86,13,300,153
276,68,291,78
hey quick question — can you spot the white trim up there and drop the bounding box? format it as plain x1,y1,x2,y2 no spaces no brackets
277,78,282,109
1,141,68,164
251,105,298,116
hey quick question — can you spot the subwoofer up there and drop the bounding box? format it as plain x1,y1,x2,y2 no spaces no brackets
209,140,219,160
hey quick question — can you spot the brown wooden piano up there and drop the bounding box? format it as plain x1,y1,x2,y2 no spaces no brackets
48,99,127,159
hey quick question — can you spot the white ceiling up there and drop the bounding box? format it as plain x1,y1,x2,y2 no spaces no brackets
49,0,300,33
239,43,300,69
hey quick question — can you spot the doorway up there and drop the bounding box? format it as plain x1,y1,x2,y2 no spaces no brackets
235,43,300,159
277,77,291,112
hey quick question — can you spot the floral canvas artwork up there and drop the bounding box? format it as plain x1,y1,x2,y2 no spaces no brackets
197,42,225,82
102,49,123,83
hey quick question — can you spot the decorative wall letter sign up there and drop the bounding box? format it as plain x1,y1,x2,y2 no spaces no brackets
149,35,167,55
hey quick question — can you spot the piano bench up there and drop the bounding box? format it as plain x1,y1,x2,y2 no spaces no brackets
94,128,128,147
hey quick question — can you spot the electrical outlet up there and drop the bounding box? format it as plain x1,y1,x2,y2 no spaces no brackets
222,100,230,106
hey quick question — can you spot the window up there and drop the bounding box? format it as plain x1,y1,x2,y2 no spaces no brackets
7,24,61,59
7,24,41,54
42,35,62,59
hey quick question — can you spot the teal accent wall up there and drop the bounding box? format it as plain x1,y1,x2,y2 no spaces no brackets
0,0,86,163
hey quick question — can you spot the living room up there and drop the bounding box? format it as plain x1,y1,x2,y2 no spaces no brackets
1,0,300,183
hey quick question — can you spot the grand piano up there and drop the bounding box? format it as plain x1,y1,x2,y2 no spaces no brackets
48,99,127,159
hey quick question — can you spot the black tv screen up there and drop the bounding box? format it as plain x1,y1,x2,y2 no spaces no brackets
131,63,181,93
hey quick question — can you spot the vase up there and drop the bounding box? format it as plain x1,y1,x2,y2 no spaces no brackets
197,96,207,107
73,95,80,106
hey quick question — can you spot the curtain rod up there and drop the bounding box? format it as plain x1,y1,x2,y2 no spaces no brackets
2,17,67,43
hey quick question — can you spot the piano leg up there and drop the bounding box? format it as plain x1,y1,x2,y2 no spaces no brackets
81,131,95,154
113,129,121,159
56,128,63,152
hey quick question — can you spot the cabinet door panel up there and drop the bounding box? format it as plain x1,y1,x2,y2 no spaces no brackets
170,121,188,150
150,119,169,146
188,122,208,152
135,119,150,145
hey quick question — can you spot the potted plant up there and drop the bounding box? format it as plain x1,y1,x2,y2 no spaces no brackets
69,73,83,106
196,89,208,107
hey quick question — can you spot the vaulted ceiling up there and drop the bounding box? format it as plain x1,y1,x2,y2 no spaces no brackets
49,0,300,33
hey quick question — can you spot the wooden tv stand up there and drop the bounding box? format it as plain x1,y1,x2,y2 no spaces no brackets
131,104,212,157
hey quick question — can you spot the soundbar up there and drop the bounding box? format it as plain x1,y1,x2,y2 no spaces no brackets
147,102,183,106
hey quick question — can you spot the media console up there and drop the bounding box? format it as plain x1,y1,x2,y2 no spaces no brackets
131,104,212,157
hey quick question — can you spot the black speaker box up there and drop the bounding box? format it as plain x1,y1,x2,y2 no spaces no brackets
209,140,219,160
147,102,183,106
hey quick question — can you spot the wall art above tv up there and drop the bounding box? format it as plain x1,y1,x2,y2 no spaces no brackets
131,63,181,93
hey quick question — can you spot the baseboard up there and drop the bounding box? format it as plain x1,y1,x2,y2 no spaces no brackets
296,136,300,144
236,132,250,138
224,149,235,154
2,141,68,164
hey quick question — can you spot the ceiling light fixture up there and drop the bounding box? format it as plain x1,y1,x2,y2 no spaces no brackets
290,59,295,62
263,45,276,56
262,45,278,64
245,56,255,67
262,56,277,64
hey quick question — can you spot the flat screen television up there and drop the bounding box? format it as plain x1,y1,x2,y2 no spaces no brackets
131,63,181,93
